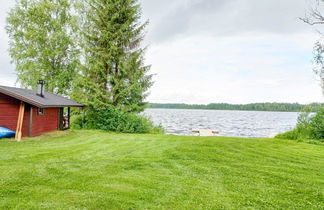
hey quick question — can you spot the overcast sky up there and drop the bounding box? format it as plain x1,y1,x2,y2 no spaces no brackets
1,0,323,104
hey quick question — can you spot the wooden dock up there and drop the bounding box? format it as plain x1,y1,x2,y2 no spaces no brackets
192,129,219,136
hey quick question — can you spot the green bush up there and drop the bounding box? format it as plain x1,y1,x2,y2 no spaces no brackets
71,106,163,134
275,127,310,141
309,109,324,139
276,108,324,142
70,114,84,130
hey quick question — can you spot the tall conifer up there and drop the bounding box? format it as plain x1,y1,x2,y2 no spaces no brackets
76,0,152,112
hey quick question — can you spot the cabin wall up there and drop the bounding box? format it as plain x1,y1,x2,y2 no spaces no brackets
0,92,60,137
0,93,29,136
31,107,60,136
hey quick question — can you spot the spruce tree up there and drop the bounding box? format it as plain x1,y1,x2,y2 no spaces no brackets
75,0,152,112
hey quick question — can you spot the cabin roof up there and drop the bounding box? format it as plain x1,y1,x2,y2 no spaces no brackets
0,85,84,108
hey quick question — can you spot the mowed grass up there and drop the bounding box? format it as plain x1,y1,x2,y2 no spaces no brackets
0,130,323,209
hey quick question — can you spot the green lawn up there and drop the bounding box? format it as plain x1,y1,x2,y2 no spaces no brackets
0,130,323,209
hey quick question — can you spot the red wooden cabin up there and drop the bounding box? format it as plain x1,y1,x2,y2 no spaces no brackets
0,81,84,138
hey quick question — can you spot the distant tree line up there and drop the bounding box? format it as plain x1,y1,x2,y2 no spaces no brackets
148,103,324,112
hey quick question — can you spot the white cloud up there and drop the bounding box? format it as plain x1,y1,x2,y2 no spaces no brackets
146,33,323,104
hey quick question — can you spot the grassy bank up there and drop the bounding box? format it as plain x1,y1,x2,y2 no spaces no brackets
0,131,323,209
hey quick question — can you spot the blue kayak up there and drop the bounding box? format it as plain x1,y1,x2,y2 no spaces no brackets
0,127,16,139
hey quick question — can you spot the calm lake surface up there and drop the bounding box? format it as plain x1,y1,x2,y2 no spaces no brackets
143,108,300,138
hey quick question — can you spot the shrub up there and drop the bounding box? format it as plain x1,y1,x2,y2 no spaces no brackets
276,108,324,142
70,114,84,129
72,105,163,134
309,109,324,140
275,127,310,141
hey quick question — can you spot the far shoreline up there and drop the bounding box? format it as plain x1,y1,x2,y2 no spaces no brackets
145,107,302,113
147,102,324,113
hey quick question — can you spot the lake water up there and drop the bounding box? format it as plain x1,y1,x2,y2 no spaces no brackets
143,108,300,138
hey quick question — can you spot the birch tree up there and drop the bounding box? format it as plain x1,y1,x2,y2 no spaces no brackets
6,0,79,94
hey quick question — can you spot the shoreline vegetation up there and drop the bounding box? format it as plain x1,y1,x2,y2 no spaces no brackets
148,102,324,112
276,109,324,141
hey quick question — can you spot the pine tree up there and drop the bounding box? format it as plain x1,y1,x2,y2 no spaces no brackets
75,0,152,112
6,0,79,94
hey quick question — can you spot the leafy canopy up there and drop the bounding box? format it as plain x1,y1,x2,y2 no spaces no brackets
6,0,79,94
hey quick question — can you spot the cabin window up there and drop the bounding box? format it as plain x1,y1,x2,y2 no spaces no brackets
38,108,44,115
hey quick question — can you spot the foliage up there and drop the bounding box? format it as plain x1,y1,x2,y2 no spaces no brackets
7,0,155,133
73,0,152,112
276,108,324,141
309,108,324,139
314,41,324,96
70,113,83,130
6,0,79,94
72,105,162,134
149,102,324,112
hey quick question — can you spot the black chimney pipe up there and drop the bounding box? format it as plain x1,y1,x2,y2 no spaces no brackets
37,80,45,97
